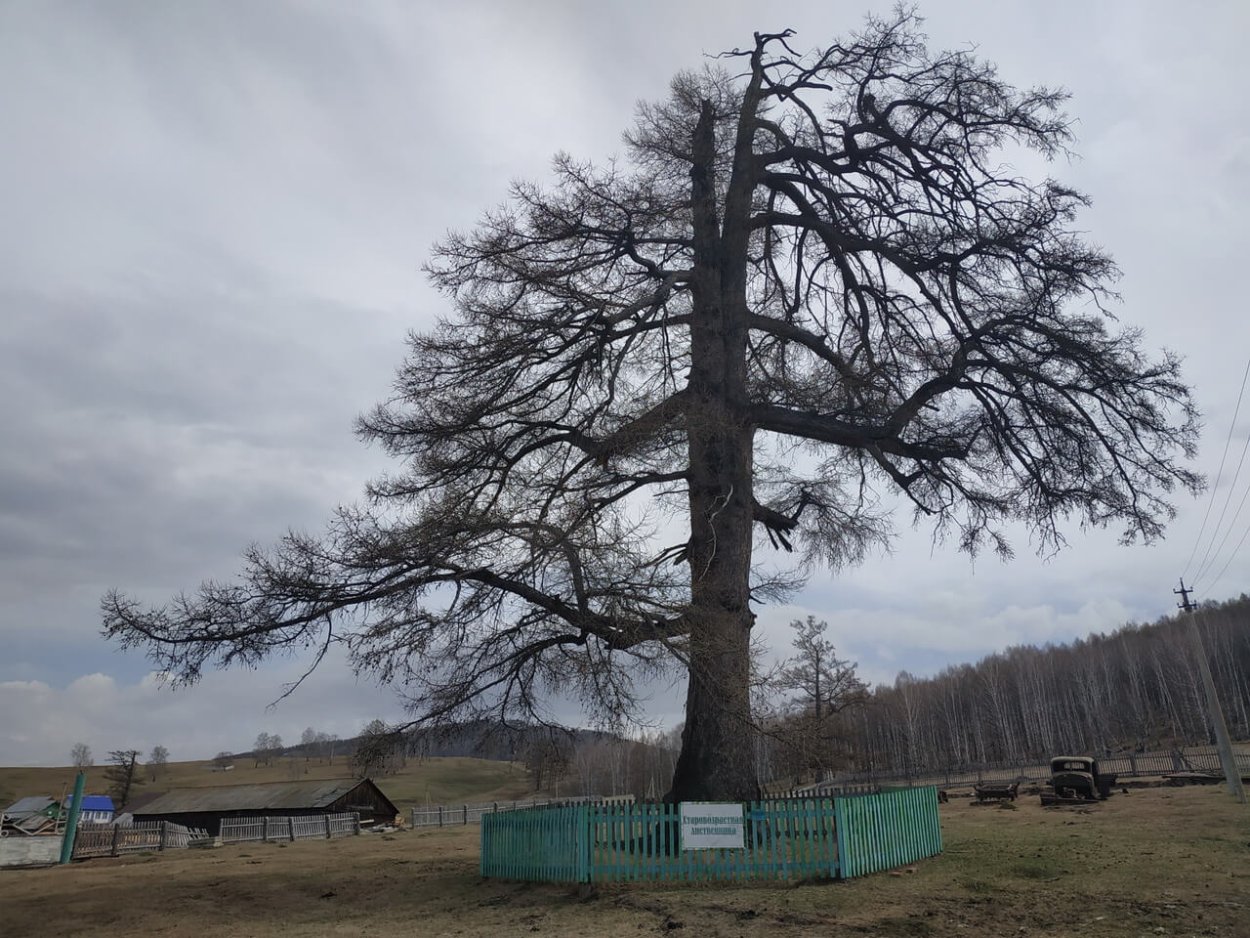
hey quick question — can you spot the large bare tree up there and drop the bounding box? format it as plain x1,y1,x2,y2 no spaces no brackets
103,14,1199,801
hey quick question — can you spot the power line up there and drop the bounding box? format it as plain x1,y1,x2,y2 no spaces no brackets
1193,426,1250,590
1182,357,1250,582
1202,510,1250,598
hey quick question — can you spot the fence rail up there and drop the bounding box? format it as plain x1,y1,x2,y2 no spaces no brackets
816,745,1250,792
219,812,359,844
410,796,604,829
73,821,209,859
480,788,942,884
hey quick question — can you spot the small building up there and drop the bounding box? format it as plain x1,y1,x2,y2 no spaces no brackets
78,795,115,824
131,778,397,836
1,796,61,836
3,796,58,819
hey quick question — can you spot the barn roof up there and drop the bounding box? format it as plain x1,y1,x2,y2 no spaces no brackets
132,778,384,815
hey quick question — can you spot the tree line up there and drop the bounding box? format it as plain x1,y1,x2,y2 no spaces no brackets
802,595,1250,778
70,592,1249,799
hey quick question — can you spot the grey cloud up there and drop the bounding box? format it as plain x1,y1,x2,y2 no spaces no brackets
0,0,1246,763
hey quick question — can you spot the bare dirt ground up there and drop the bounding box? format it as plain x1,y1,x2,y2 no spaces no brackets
2,784,1247,937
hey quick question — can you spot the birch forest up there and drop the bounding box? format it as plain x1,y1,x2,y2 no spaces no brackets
818,594,1250,777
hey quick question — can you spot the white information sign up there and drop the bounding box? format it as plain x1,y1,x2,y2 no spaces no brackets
679,802,745,850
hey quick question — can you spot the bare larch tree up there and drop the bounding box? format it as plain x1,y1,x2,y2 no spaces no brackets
766,616,868,778
103,749,143,808
103,14,1199,801
775,616,867,721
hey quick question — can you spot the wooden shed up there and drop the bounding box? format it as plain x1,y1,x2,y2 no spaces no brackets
131,778,397,836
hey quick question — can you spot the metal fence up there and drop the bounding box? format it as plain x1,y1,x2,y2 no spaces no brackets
480,788,942,883
219,812,360,844
73,820,209,859
817,745,1250,792
410,796,604,829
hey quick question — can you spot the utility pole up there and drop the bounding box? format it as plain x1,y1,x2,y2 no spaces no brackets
1175,579,1246,804
1173,579,1196,613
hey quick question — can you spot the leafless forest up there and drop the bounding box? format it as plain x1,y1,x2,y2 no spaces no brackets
496,596,1250,797
815,595,1250,777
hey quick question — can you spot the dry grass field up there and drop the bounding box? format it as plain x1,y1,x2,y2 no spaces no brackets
2,783,1247,937
0,755,540,815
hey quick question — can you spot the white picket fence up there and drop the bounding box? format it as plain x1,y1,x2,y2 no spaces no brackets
73,820,210,858
219,812,359,843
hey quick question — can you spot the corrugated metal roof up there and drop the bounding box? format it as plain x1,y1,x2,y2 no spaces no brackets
132,779,366,815
3,796,56,816
80,795,114,812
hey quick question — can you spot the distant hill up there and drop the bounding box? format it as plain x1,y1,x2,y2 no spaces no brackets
270,720,620,765
0,754,547,815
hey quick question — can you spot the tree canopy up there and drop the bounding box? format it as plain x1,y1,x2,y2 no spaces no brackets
103,12,1199,800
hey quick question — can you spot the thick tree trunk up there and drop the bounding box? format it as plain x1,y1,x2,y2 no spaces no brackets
667,417,758,801
665,90,763,803
669,607,757,801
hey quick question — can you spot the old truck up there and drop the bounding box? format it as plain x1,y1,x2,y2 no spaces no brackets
1040,755,1118,806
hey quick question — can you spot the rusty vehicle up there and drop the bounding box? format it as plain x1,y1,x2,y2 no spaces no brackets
1040,755,1118,805
973,781,1019,802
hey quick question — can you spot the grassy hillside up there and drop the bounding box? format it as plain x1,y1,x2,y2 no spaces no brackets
0,755,550,814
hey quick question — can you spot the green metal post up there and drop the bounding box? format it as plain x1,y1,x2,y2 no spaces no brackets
58,771,86,864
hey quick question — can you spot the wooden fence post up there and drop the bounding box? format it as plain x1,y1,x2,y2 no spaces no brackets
288,817,296,842
463,805,468,825
263,817,270,842
325,815,332,839
353,813,361,835
159,821,167,851
438,805,443,828
110,824,121,857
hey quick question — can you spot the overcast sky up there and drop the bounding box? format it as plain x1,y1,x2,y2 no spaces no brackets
2,1,1248,767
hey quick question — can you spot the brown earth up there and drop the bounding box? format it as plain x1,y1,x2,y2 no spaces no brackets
1,784,1247,937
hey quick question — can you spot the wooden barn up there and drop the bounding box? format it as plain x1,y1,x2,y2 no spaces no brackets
131,778,397,836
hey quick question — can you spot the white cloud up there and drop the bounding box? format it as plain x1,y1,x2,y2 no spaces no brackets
0,653,400,767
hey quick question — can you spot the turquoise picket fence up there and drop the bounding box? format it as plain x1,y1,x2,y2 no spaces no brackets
480,787,942,883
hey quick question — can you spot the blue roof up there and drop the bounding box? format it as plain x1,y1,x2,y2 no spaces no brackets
80,795,114,812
